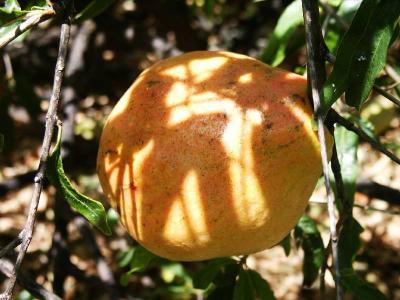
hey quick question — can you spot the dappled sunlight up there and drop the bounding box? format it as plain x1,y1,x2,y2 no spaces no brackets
97,51,326,261
163,170,211,245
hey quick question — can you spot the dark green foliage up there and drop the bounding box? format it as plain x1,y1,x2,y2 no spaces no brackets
233,267,275,300
193,257,237,289
295,215,324,287
338,217,387,299
74,0,116,23
322,0,400,114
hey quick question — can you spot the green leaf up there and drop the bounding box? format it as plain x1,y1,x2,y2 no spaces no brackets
160,262,190,284
247,270,275,300
119,246,157,286
338,217,387,299
74,0,116,23
322,0,400,114
340,268,387,300
193,257,237,289
324,0,362,54
128,245,157,273
261,0,303,66
338,217,363,270
334,124,359,208
4,0,21,11
208,285,236,300
295,215,324,287
0,133,4,152
117,248,135,268
233,268,254,300
46,124,111,235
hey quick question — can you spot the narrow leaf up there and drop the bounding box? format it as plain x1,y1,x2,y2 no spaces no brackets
46,125,111,235
334,124,359,208
248,270,275,300
340,268,387,300
323,0,400,113
261,0,303,66
74,0,116,23
346,0,400,108
128,246,156,273
338,217,387,299
117,248,135,268
295,215,324,287
193,258,237,289
322,0,379,114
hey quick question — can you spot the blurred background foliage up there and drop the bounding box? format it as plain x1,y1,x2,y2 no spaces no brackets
1,0,400,299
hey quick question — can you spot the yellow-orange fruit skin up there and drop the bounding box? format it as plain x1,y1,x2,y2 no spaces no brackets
97,51,332,261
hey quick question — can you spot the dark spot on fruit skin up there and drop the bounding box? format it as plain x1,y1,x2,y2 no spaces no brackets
105,149,118,155
146,80,161,87
227,81,236,85
265,122,274,129
292,93,306,104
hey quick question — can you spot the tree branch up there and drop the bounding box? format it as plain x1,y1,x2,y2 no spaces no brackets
301,1,342,299
0,259,62,300
329,110,400,165
0,7,72,299
0,9,55,49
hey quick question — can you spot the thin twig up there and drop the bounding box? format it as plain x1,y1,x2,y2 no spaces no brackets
319,1,349,31
0,258,62,300
373,85,400,107
0,9,55,49
384,65,400,84
0,233,23,259
329,110,400,165
301,1,342,299
0,12,71,300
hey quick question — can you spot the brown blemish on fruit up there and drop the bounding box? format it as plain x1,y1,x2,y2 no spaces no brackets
292,93,306,104
147,80,161,87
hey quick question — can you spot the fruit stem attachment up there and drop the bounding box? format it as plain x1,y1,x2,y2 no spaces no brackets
301,1,343,299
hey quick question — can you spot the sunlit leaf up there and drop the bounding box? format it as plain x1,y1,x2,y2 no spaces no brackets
324,0,362,53
120,246,157,286
334,124,359,208
117,248,135,268
261,0,303,66
46,124,111,235
74,0,116,23
295,215,324,287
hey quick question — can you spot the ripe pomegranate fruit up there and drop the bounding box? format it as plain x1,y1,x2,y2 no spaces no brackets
97,51,332,261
